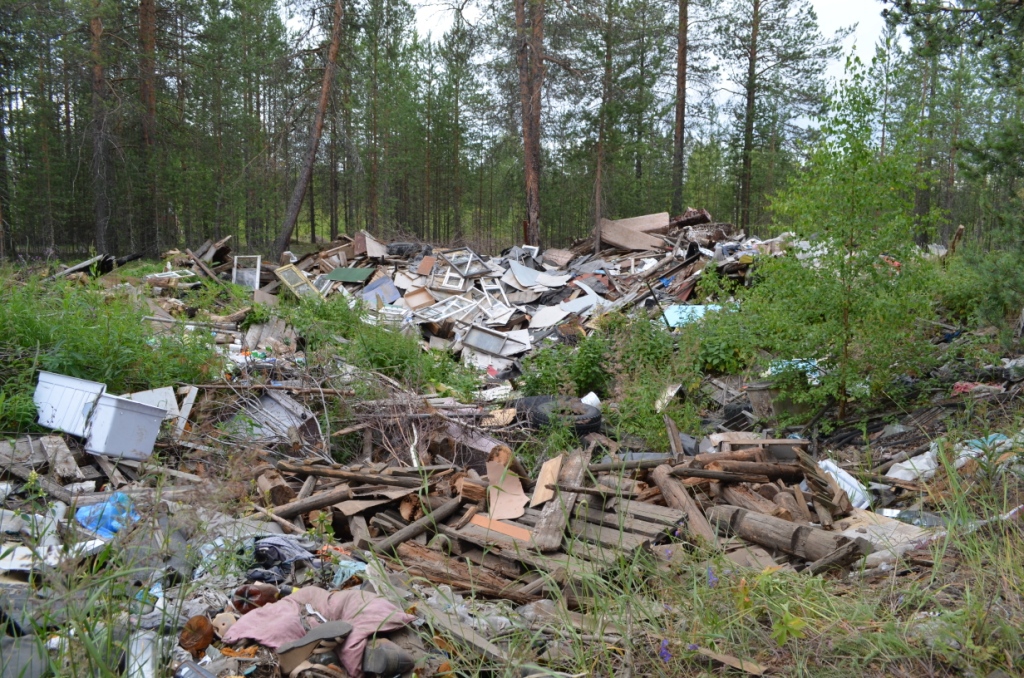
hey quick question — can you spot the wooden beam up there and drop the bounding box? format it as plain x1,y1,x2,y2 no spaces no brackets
531,447,588,552
650,465,719,548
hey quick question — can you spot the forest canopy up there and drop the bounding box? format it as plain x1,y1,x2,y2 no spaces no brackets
0,0,1021,257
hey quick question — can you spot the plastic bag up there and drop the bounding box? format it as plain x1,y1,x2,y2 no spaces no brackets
75,492,139,539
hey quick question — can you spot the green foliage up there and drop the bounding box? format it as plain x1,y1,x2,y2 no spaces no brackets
282,297,477,397
932,248,1024,331
710,57,939,413
0,273,219,431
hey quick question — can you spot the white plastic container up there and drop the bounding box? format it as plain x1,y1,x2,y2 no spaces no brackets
85,393,165,460
34,371,106,437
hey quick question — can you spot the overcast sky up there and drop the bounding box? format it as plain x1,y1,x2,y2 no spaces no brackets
415,0,889,76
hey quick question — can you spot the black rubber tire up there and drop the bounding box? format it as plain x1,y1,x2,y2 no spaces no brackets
529,396,602,435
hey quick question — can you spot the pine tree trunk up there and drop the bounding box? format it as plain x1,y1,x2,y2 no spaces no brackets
139,0,158,252
273,0,343,259
739,0,760,232
90,1,111,254
516,0,544,247
671,0,688,215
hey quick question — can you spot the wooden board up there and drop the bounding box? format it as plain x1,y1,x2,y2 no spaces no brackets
606,212,670,234
529,455,562,507
608,499,685,526
569,517,649,552
575,505,669,539
469,514,532,543
531,448,588,551
599,218,663,251
40,436,83,482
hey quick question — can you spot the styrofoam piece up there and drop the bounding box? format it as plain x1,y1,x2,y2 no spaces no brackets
85,393,165,461
34,371,106,437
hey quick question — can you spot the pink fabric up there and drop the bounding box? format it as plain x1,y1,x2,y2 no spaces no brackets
222,586,415,677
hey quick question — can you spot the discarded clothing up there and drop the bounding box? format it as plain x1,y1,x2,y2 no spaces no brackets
222,586,415,678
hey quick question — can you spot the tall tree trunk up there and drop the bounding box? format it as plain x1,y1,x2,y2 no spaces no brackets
453,80,462,242
330,112,338,240
0,85,7,259
273,0,343,259
593,6,612,256
139,0,158,252
739,0,760,232
309,166,316,243
516,0,544,247
139,0,156,147
90,0,112,253
671,0,688,215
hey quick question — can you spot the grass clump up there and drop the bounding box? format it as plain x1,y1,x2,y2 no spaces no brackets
0,271,220,431
282,296,479,398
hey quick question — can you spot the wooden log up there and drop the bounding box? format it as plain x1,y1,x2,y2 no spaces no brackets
546,483,631,498
650,465,719,548
773,491,808,524
40,436,83,483
805,538,872,574
587,458,671,473
705,461,803,481
251,505,305,534
257,468,297,506
721,485,792,521
273,485,354,519
275,461,424,488
394,542,532,603
456,478,487,504
706,505,867,562
790,484,814,522
532,447,588,552
369,497,464,554
669,466,771,484
452,504,481,530
691,449,765,467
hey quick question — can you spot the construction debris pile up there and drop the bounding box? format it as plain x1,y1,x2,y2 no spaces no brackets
139,210,783,376
3,212,1023,678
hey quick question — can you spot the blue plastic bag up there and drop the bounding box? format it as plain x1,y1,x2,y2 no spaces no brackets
75,492,140,538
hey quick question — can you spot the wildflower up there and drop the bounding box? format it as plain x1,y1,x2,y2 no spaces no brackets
658,639,672,663
687,643,699,651
707,566,719,588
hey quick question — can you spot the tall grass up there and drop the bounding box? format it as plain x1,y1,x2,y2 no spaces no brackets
0,271,220,432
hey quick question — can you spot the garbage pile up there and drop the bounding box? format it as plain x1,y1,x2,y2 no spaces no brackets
8,364,1014,676
189,210,783,374
4,212,1024,677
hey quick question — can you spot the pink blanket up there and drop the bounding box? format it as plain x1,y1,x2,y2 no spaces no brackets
222,586,415,677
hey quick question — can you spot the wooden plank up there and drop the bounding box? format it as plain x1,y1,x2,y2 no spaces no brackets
273,485,354,519
805,538,871,575
93,455,127,489
568,517,649,552
608,499,685,526
529,455,562,507
650,465,720,549
40,436,83,482
469,514,532,542
393,542,532,603
370,497,464,554
705,460,803,481
606,212,670,234
576,505,670,538
599,218,663,251
721,485,792,521
532,447,588,551
418,600,508,662
6,464,73,504
349,514,371,547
